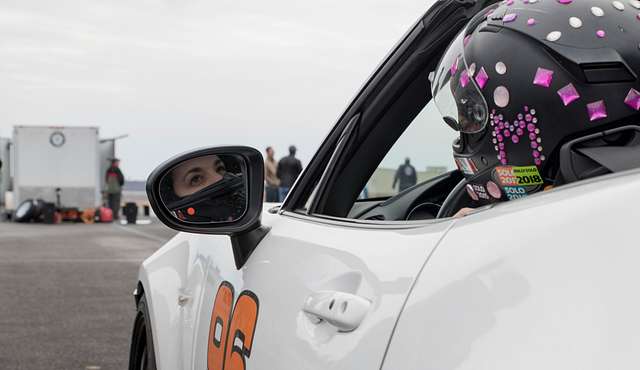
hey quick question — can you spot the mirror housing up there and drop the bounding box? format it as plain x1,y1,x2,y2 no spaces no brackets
146,146,269,268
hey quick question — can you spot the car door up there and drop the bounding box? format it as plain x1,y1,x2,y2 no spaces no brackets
187,46,470,370
188,210,454,370
175,1,494,367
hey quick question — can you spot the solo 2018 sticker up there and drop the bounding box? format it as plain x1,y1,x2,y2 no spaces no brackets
494,166,543,186
208,281,259,370
503,186,527,200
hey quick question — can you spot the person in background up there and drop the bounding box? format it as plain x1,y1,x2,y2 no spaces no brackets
264,146,280,202
392,157,417,192
276,145,303,201
105,158,125,219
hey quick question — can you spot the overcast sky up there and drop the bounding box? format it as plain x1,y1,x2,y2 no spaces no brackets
0,0,446,180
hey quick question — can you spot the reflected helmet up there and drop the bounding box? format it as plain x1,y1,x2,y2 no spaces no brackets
161,173,246,223
432,0,640,203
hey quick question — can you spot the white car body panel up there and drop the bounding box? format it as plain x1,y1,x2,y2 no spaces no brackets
383,171,640,370
140,205,455,370
140,171,640,369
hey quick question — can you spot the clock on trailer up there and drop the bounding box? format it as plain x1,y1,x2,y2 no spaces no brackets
49,131,66,148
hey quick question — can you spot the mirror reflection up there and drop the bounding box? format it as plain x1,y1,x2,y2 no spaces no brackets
159,154,247,223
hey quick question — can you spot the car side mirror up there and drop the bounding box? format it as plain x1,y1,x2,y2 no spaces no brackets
146,146,269,268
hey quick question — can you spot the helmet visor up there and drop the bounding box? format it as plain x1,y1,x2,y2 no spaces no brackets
431,28,488,134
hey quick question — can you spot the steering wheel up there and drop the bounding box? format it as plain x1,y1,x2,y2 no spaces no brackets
436,178,470,219
405,202,441,220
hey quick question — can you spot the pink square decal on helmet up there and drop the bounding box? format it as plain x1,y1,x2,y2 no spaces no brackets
624,88,640,110
586,100,607,121
475,67,489,89
533,67,554,87
460,69,470,88
450,56,459,75
557,83,580,106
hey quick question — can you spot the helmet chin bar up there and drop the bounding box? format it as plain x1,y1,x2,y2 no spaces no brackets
452,136,464,154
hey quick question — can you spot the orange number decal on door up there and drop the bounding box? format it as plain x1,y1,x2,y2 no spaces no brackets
207,281,234,370
208,282,260,370
223,291,259,370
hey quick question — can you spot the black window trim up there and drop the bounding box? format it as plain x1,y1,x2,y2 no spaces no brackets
280,209,452,230
279,18,426,213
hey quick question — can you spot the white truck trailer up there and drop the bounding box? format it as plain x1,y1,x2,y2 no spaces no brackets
0,137,10,206
12,126,103,209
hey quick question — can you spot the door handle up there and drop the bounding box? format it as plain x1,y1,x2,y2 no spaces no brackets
177,294,192,306
302,290,371,332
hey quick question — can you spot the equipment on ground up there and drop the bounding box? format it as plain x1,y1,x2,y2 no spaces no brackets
123,202,138,224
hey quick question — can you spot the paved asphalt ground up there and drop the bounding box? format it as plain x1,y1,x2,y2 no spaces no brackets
0,221,176,370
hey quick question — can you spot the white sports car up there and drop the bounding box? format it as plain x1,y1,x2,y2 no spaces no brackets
128,0,640,369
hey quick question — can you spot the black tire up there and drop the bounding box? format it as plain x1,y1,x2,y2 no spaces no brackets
14,199,36,223
129,295,158,370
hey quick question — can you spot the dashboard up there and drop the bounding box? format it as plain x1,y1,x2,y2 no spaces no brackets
350,170,464,221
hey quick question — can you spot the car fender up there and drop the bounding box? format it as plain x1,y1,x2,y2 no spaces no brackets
137,230,235,370
382,170,640,369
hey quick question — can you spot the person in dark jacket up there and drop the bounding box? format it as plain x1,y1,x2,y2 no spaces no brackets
276,145,303,201
392,157,417,192
105,158,125,219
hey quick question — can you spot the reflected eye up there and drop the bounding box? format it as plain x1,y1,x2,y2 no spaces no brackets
187,174,204,187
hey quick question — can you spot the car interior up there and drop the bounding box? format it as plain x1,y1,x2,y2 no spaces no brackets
281,0,495,222
283,0,640,223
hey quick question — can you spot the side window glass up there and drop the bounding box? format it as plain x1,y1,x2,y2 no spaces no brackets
360,101,456,199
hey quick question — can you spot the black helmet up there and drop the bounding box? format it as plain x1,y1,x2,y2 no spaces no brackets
432,0,640,204
161,172,246,223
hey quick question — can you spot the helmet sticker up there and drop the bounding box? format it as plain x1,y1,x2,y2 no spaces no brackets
450,56,459,75
569,16,582,28
493,165,543,186
586,100,608,121
590,6,605,17
494,86,510,107
546,31,562,42
533,67,554,88
503,13,518,23
460,69,470,88
624,88,640,110
475,67,489,89
503,186,528,200
612,1,625,11
468,62,476,76
490,106,545,165
465,184,479,201
486,181,502,199
468,183,490,200
455,157,478,175
557,83,580,106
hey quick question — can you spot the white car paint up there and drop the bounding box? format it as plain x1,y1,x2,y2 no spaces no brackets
139,169,640,370
383,170,640,370
141,203,455,370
